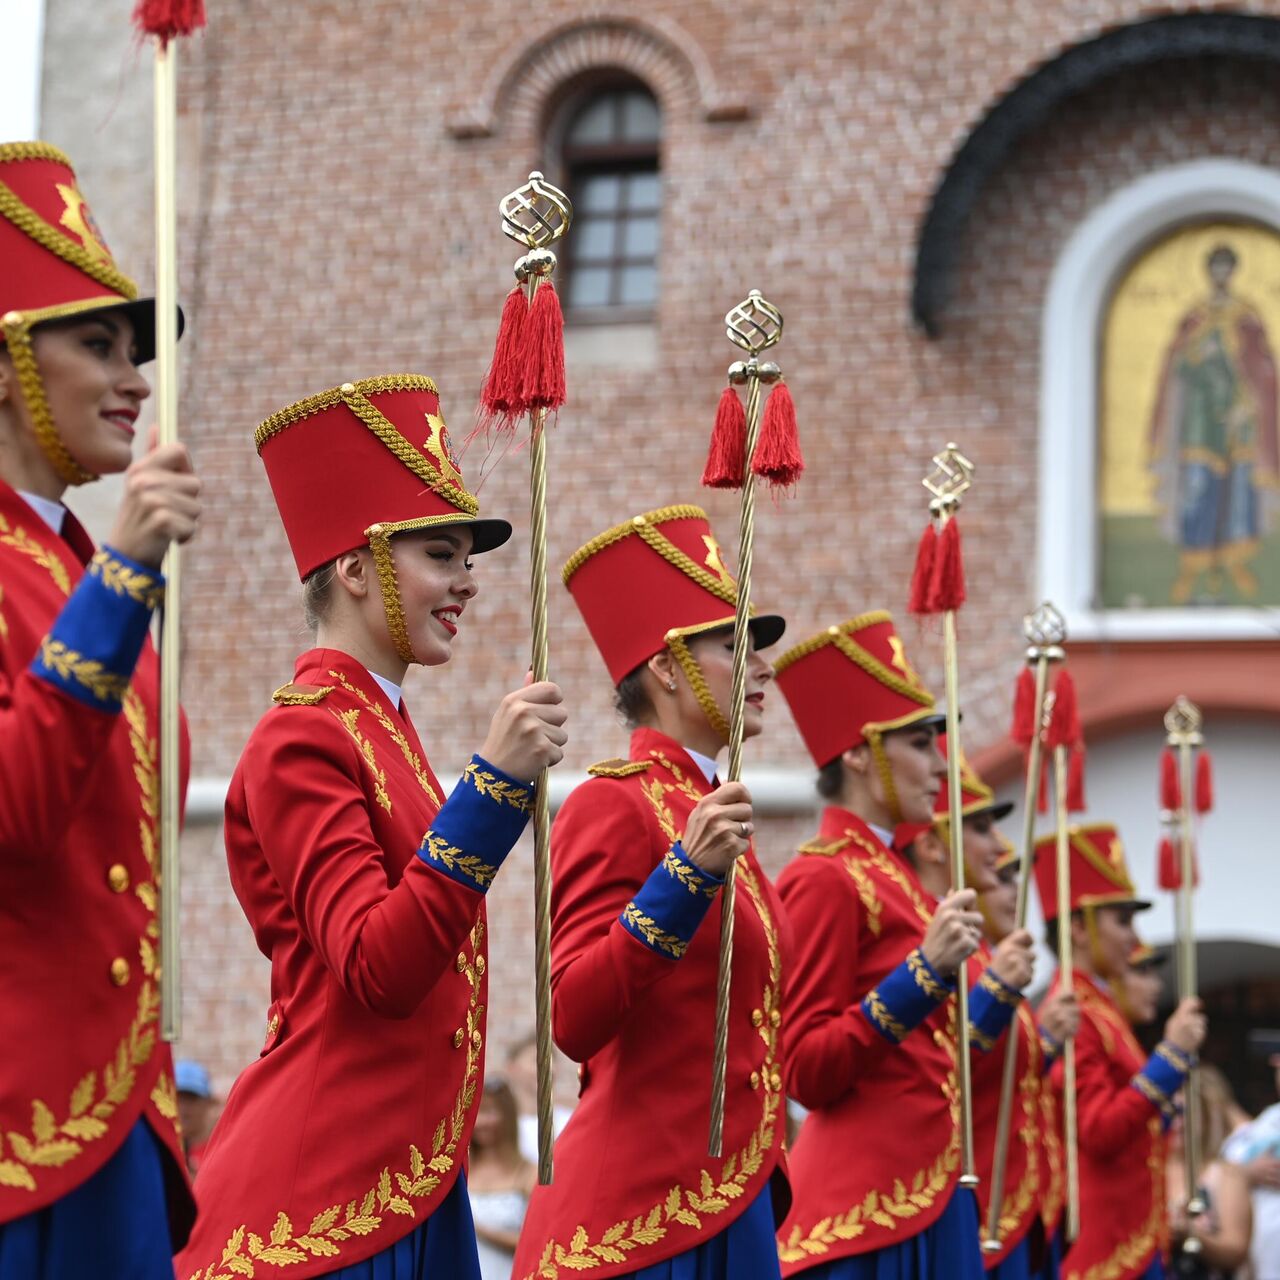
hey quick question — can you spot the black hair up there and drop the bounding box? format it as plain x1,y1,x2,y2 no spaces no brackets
613,665,653,728
816,756,845,800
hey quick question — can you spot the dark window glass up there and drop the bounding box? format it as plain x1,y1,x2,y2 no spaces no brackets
561,86,661,318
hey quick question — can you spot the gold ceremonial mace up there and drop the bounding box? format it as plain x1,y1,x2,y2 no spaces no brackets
709,290,784,1157
151,24,185,1045
983,602,1065,1252
494,172,573,1185
1165,695,1207,1255
921,442,979,1189
1049,698,1082,1244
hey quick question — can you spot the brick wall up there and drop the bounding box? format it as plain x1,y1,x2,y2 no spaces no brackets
35,0,1280,1093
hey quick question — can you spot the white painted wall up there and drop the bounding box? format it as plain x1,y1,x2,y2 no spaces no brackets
0,0,45,138
996,716,1280,982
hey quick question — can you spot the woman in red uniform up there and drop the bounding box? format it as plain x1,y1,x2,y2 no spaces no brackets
512,504,790,1280
175,376,566,1280
907,753,1080,1279
0,143,202,1276
771,612,988,1280
1032,825,1206,1280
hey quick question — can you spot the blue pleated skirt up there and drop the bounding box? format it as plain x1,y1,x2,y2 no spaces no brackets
627,1182,779,1280
798,1186,984,1280
0,1117,174,1280
324,1169,480,1280
987,1236,1030,1280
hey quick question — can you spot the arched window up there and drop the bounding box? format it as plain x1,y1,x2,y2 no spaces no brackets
559,82,661,319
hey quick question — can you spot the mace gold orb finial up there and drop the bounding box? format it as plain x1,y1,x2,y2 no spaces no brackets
922,441,975,513
724,290,783,356
499,172,573,251
1164,695,1204,745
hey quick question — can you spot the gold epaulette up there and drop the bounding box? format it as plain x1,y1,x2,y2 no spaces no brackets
586,758,652,779
271,682,335,706
797,834,853,857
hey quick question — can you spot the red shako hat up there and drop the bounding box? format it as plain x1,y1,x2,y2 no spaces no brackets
1032,822,1152,923
774,611,943,767
0,141,177,486
256,375,511,664
562,504,785,738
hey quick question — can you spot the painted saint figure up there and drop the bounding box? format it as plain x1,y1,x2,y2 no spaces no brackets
1148,243,1280,603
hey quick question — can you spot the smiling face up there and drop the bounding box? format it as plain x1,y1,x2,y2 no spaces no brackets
684,627,773,745
0,311,149,488
875,722,946,825
387,526,478,667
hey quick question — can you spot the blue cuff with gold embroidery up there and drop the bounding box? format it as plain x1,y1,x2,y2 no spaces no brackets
619,841,722,960
860,947,953,1044
416,755,532,892
968,968,1022,1053
30,546,163,712
1131,1040,1192,1128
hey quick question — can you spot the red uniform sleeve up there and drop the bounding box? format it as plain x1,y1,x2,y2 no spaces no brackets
1065,1010,1168,1158
780,858,909,1109
549,779,691,1063
241,714,496,1019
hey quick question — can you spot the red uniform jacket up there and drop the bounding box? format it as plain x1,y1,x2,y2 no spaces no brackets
177,648,532,1280
966,946,1046,1268
0,482,191,1239
775,809,965,1273
513,729,791,1280
1050,970,1187,1280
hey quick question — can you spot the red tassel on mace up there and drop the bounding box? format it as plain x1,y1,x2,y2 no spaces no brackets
132,0,206,39
1195,750,1214,815
1066,745,1087,814
479,285,528,429
1159,748,1180,811
1157,835,1179,890
752,381,804,488
520,280,566,412
927,517,966,612
1011,667,1036,747
1052,669,1081,745
702,386,746,489
908,524,937,616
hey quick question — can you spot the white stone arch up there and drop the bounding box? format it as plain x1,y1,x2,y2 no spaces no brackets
1038,159,1280,640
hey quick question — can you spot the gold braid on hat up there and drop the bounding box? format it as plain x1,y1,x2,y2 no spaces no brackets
667,632,731,742
365,525,416,665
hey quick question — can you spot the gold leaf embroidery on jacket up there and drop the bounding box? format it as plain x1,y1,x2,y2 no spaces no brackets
330,707,392,814
777,1003,961,1261
842,857,883,935
87,550,164,609
1065,1116,1164,1280
462,762,531,813
993,1005,1041,1246
190,921,488,1279
0,512,70,596
421,833,498,889
37,637,130,702
908,949,947,1001
620,903,688,958
329,670,441,807
525,862,782,1278
660,849,717,899
979,970,1022,1008
1,689,162,1191
586,759,650,778
862,989,908,1042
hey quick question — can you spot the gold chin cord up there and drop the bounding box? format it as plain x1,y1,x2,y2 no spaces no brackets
153,37,183,1044
1166,695,1207,1256
494,172,573,1186
708,290,784,1158
920,442,978,1190
983,603,1065,1254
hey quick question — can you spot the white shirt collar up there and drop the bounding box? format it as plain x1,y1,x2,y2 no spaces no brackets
18,490,66,535
869,822,895,849
368,670,403,711
684,747,720,785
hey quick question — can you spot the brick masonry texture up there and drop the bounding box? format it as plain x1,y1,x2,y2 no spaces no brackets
35,0,1280,1093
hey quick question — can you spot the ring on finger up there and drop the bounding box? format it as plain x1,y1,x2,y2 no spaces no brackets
740,821,750,840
